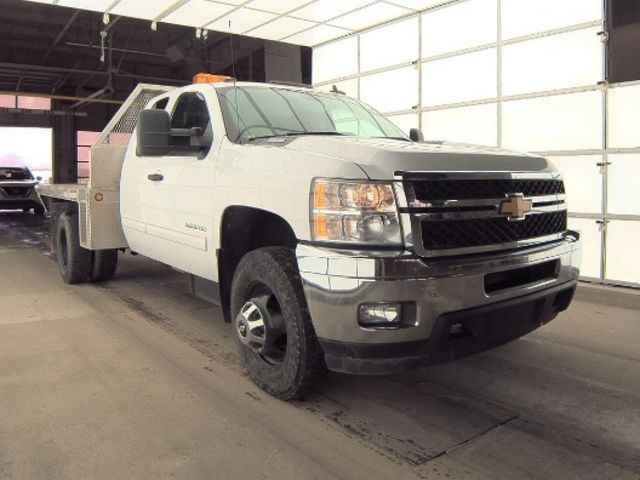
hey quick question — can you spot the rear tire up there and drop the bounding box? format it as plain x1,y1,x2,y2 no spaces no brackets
56,212,91,284
90,249,118,282
231,247,326,400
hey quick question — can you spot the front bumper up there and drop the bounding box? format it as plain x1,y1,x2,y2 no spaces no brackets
0,186,43,211
296,232,581,374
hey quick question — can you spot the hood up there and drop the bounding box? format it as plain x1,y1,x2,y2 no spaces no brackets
270,136,552,180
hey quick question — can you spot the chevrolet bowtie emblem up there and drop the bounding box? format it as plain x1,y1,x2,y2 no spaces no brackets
500,194,532,221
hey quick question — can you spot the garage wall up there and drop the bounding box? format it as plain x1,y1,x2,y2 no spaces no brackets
312,0,639,287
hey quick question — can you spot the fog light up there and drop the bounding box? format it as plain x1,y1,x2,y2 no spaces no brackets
358,303,402,327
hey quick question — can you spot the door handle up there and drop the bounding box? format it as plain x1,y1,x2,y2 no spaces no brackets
147,173,164,182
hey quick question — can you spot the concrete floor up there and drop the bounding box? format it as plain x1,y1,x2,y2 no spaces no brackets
1,211,639,480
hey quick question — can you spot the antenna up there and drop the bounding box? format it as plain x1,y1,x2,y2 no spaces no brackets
229,21,241,141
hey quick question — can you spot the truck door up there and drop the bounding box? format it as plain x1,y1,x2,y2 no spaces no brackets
122,90,216,279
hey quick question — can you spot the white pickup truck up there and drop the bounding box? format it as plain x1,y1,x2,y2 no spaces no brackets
38,78,582,400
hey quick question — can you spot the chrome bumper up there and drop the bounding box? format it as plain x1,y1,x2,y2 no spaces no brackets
296,232,581,373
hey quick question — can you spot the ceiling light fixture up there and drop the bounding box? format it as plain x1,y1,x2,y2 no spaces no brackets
195,28,202,39
151,21,158,31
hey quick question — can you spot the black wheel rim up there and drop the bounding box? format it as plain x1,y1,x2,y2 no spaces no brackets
236,283,287,366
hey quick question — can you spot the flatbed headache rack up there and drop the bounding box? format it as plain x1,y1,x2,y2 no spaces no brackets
37,84,174,250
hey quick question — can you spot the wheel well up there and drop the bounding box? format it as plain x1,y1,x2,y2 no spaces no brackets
218,206,298,322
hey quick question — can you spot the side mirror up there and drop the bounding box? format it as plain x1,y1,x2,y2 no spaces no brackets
409,128,424,143
137,109,171,156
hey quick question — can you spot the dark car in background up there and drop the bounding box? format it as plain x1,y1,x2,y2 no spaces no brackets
0,166,45,215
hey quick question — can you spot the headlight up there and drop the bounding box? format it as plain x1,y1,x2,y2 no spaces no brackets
311,179,402,245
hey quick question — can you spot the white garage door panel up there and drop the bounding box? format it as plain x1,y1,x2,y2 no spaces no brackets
502,28,602,96
548,156,602,214
360,17,419,72
501,0,602,39
386,113,419,136
502,91,602,152
313,37,358,84
608,84,640,149
605,221,640,284
315,79,359,98
568,218,601,279
421,0,497,57
422,49,497,106
608,154,640,216
422,103,497,146
360,67,419,113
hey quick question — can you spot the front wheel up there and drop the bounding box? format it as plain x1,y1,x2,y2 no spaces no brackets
231,247,326,400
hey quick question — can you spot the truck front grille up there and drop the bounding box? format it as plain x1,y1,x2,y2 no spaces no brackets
412,179,565,201
420,210,567,250
402,173,568,256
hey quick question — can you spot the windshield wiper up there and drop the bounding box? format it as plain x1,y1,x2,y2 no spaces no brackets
248,132,350,142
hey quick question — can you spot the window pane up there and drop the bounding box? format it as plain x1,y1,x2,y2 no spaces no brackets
422,48,497,106
501,0,602,39
386,113,419,135
606,221,640,284
0,94,15,108
77,131,100,146
568,217,601,279
315,79,358,98
313,37,358,84
77,146,91,163
422,103,497,146
548,156,602,214
360,17,419,72
77,162,90,179
360,66,419,113
608,84,640,148
502,28,602,96
421,0,497,57
501,91,602,152
17,96,51,110
608,154,640,216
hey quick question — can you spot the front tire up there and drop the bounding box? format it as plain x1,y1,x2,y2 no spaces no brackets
56,212,91,284
231,247,326,400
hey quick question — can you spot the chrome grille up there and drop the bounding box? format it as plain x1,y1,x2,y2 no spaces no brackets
402,173,568,256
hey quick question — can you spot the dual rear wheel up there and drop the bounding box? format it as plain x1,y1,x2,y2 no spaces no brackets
56,212,324,400
56,212,118,284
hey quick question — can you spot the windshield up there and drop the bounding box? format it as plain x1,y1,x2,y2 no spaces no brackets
0,167,32,181
217,86,408,143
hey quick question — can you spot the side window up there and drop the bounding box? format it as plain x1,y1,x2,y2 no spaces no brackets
153,98,169,110
170,93,213,154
